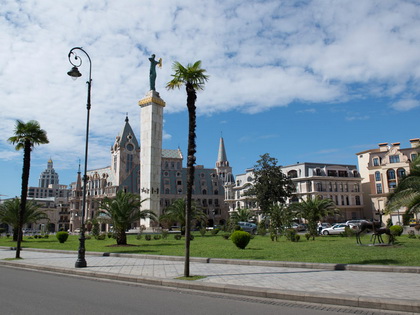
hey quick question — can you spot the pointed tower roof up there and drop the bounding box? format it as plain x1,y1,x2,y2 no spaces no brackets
116,115,139,149
217,137,228,163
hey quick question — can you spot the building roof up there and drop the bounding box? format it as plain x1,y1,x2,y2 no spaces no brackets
162,149,183,159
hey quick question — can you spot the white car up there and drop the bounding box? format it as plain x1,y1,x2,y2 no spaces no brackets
321,223,349,235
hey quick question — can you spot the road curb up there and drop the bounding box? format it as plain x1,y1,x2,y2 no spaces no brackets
1,259,419,313
4,247,420,274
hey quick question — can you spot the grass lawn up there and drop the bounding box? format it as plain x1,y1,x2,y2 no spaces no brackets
1,233,419,266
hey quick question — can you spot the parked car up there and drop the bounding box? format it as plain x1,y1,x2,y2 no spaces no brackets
321,223,349,235
296,224,307,232
409,219,419,227
346,219,368,226
237,222,257,234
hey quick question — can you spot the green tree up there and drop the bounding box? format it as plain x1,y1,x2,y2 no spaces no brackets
98,190,157,245
230,208,253,224
386,155,420,216
159,199,207,234
8,120,49,258
290,196,338,239
0,198,49,241
267,204,294,235
246,153,294,214
167,60,209,277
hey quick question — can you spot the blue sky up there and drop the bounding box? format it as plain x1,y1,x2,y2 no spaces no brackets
0,0,419,199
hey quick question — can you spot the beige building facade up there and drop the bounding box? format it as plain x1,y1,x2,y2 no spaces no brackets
356,139,419,224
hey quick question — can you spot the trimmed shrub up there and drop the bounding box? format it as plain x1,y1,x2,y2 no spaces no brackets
199,227,207,237
285,228,297,242
136,234,142,240
270,232,279,242
56,231,69,244
190,234,194,241
174,234,182,240
257,224,267,236
408,230,416,239
153,234,161,240
305,233,311,240
145,234,152,241
211,228,220,235
231,230,251,249
161,230,169,239
222,233,231,240
414,225,420,233
107,232,113,238
390,225,403,236
295,235,300,242
96,234,106,240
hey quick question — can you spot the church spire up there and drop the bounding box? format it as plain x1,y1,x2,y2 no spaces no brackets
217,137,228,166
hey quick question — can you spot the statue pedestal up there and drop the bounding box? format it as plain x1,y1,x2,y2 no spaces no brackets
139,90,165,224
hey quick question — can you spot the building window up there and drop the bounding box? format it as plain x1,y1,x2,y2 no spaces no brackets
376,184,382,194
355,196,361,205
375,171,381,181
202,189,207,195
411,153,418,161
373,158,379,166
397,168,406,178
389,182,397,190
389,155,400,163
387,169,396,180
327,170,337,177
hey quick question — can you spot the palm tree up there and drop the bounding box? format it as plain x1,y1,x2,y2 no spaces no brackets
159,199,207,233
0,198,49,241
230,208,254,224
386,155,420,216
267,204,294,235
167,61,209,277
8,120,49,258
98,190,157,245
290,196,338,239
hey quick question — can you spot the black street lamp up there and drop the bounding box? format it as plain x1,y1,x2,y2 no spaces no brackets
67,47,92,268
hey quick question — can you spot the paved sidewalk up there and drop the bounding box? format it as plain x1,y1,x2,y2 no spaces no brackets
1,247,419,313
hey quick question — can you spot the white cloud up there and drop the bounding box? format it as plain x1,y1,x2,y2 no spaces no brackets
391,99,420,111
0,0,419,171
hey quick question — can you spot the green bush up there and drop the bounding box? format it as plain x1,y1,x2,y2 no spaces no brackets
257,224,267,236
96,234,106,240
305,233,311,240
211,228,220,235
342,226,356,237
0,228,6,234
390,225,403,236
136,234,142,240
295,235,300,242
199,227,207,236
145,235,152,241
231,230,251,249
107,232,113,238
285,228,297,242
190,234,194,241
234,225,241,231
408,230,416,239
174,234,182,240
414,225,420,233
222,233,230,240
153,234,161,240
56,231,69,244
161,230,169,239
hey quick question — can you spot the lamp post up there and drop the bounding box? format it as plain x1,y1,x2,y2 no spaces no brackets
67,47,92,268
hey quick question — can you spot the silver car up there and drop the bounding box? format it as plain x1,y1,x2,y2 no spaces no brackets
237,222,257,234
321,223,349,235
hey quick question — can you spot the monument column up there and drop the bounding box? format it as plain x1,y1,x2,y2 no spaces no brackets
139,90,165,225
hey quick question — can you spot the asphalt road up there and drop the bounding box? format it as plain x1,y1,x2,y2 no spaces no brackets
0,266,410,315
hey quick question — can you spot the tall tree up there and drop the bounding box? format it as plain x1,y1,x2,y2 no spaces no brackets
290,196,338,239
246,153,294,214
0,198,49,241
159,199,206,233
167,60,209,277
386,155,420,216
98,190,157,245
8,120,49,258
